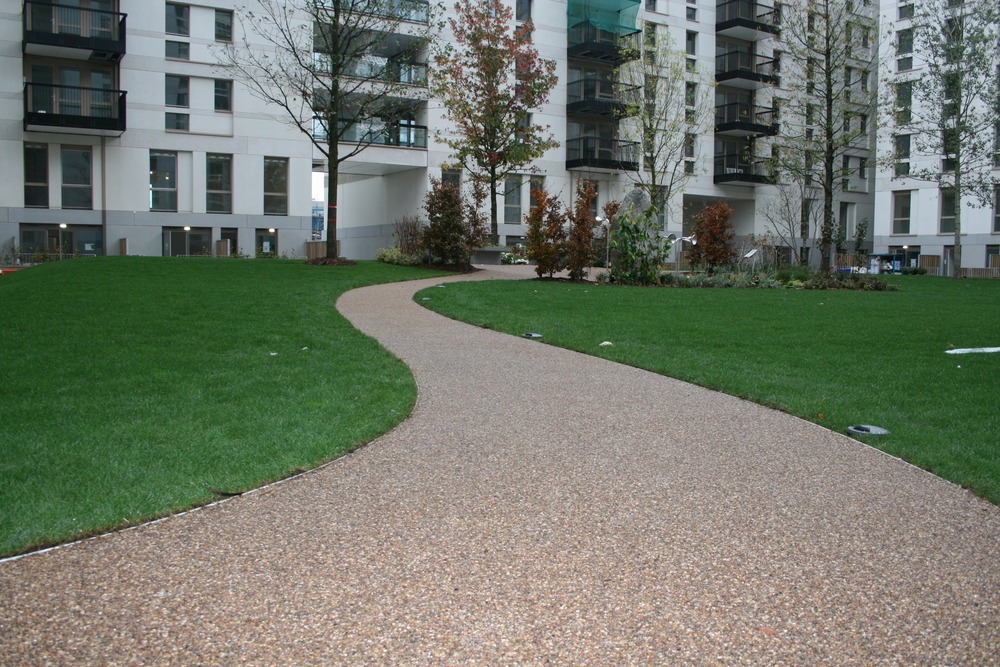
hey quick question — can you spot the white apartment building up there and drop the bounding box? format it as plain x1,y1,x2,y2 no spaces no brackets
1,0,877,262
874,0,1000,275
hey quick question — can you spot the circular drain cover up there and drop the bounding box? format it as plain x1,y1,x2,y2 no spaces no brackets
847,424,890,437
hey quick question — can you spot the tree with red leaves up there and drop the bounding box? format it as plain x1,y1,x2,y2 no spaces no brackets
689,202,736,274
431,0,558,242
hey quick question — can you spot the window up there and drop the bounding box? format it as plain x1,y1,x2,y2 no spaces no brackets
994,122,1000,167
256,228,277,256
645,0,656,11
896,81,912,123
859,157,868,179
892,191,912,234
687,6,697,20
441,169,461,188
503,176,523,224
214,79,233,112
166,41,189,60
61,146,92,210
806,103,815,125
165,75,189,107
685,31,696,56
897,28,913,70
994,186,1000,232
529,175,545,209
149,151,178,212
516,0,531,22
24,144,48,208
899,3,914,19
862,27,871,49
166,112,189,131
684,134,695,174
263,157,288,215
206,154,232,214
215,9,233,41
940,188,956,234
165,3,189,36
894,134,910,176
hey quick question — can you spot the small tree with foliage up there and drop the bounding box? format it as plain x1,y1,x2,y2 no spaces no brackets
525,187,567,278
423,178,488,268
689,202,736,274
431,0,559,241
609,209,673,286
565,181,599,281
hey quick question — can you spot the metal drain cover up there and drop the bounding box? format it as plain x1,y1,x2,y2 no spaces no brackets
522,332,543,339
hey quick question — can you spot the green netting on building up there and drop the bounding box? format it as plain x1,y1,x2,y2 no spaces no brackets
566,0,640,33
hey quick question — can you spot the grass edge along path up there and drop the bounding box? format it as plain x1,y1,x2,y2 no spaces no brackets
0,257,448,557
416,276,999,504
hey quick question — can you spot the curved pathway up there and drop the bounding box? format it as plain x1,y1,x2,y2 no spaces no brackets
1,268,997,665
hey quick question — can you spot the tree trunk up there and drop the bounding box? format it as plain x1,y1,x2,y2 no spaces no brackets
327,159,339,259
489,166,499,244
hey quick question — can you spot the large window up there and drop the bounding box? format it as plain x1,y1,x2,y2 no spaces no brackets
165,3,189,36
994,186,1000,233
165,75,189,107
263,157,288,215
165,40,189,60
894,134,911,176
150,151,178,212
940,188,956,234
895,81,912,123
504,175,522,224
215,9,233,41
896,28,913,70
515,0,531,22
61,146,92,210
214,79,232,112
24,143,48,208
206,154,232,213
892,191,912,235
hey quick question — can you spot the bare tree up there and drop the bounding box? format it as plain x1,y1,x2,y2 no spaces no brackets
881,0,999,275
616,22,711,228
770,0,878,272
762,167,823,264
218,0,435,259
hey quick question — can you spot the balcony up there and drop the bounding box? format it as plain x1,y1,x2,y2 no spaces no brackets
716,51,779,89
716,0,779,41
566,136,639,172
332,56,428,87
566,79,638,118
567,22,640,65
715,102,778,136
713,154,774,185
24,83,126,135
313,118,428,148
23,1,126,62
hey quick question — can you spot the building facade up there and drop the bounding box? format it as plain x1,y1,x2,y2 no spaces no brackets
874,0,1000,275
2,0,885,263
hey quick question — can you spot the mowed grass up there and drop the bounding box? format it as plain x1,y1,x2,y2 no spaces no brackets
0,257,446,556
417,276,1000,503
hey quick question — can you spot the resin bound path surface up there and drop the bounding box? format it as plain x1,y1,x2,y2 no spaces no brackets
1,266,997,666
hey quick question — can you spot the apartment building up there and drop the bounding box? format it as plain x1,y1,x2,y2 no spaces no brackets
1,0,878,262
874,0,1000,275
2,0,314,260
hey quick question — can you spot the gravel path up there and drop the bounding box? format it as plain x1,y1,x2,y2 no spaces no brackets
1,267,997,666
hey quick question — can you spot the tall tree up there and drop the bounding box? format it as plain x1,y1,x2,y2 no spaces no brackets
431,0,558,242
769,0,878,271
218,0,434,259
882,0,999,275
616,21,711,229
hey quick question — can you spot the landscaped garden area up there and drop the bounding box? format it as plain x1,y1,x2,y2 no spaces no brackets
0,257,446,557
415,275,1000,504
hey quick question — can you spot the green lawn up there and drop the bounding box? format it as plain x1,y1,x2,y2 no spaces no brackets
0,257,446,557
416,276,1000,504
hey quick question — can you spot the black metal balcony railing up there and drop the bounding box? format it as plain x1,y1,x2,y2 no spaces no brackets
566,79,639,117
567,22,641,64
24,82,126,133
715,102,778,135
24,0,127,59
313,118,428,148
338,57,428,86
332,0,429,23
716,0,780,31
716,51,779,87
565,136,639,171
713,154,774,184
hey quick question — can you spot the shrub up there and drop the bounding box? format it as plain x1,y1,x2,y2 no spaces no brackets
376,246,421,266
688,202,735,274
565,181,599,281
423,178,488,268
525,186,568,278
609,209,672,286
393,216,425,257
776,265,812,284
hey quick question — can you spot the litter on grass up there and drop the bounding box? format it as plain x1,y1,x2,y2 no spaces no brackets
599,341,614,347
945,347,1000,355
